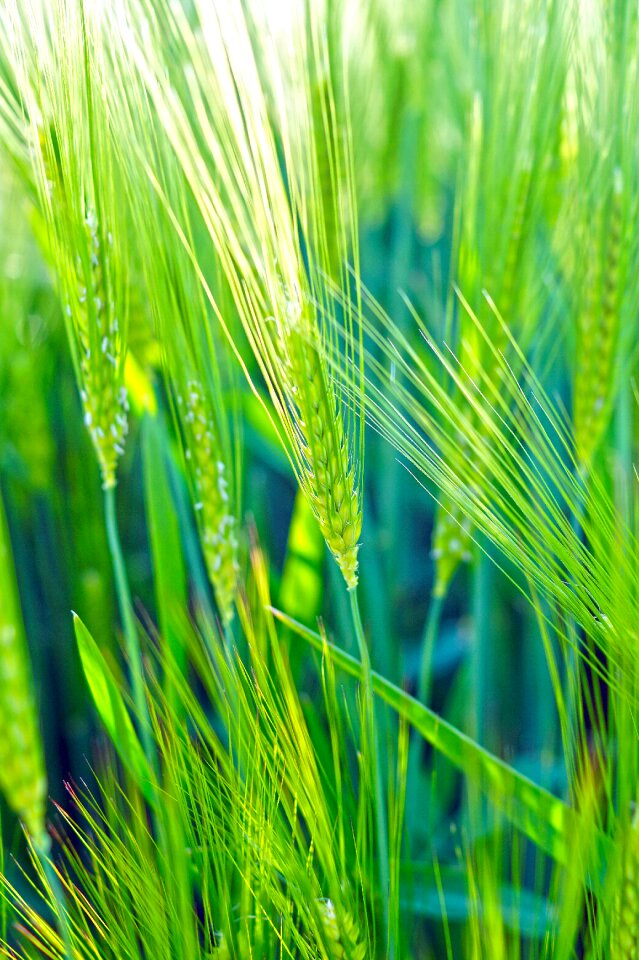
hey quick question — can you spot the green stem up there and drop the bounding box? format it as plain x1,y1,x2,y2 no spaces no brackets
349,589,390,949
36,841,73,960
417,593,444,707
380,110,419,599
405,592,444,851
104,486,156,772
613,383,635,809
472,540,494,746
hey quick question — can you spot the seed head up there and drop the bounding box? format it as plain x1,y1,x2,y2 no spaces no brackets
179,380,239,624
432,500,473,597
317,898,366,960
611,814,639,958
574,169,625,467
71,207,128,489
284,318,362,591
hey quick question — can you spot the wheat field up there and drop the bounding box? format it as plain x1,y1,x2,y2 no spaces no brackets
0,0,638,957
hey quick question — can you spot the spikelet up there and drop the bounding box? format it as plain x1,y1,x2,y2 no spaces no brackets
177,380,239,625
574,167,624,468
317,898,366,960
282,306,362,591
0,490,47,847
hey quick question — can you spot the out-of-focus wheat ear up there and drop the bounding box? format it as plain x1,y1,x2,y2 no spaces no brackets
498,163,532,324
177,380,240,625
430,422,476,597
574,167,624,468
431,499,474,598
317,897,367,960
0,490,47,848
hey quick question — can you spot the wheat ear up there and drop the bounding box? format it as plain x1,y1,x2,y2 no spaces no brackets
286,325,361,590
611,813,639,958
178,380,240,624
317,898,366,960
574,167,624,467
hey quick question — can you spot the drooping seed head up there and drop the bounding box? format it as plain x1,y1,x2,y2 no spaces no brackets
317,898,366,960
115,0,364,593
277,293,362,591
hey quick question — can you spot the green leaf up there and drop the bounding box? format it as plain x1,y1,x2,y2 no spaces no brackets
73,613,156,808
279,490,324,625
401,863,557,938
268,607,611,891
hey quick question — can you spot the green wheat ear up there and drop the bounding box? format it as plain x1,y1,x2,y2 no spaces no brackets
112,0,364,592
317,898,366,960
287,324,362,591
573,167,625,469
35,129,130,491
177,380,239,624
9,0,132,492
0,490,47,847
72,208,129,490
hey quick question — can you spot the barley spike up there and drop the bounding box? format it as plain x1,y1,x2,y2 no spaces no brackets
287,325,361,590
178,380,239,624
317,898,366,960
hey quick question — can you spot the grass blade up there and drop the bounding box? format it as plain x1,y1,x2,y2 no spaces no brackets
73,613,156,808
269,606,611,887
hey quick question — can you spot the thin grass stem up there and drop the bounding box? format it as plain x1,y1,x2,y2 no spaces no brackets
472,542,493,745
417,592,444,707
103,485,156,772
35,842,73,960
405,591,444,851
564,502,585,783
349,588,390,950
